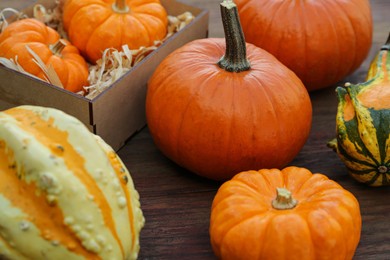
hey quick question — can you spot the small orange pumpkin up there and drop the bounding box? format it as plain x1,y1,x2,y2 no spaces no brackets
146,0,312,180
235,0,373,91
0,18,89,93
62,0,168,64
210,166,362,260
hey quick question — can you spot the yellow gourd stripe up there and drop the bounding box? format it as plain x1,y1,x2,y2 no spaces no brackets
107,151,136,250
4,108,124,257
0,141,99,259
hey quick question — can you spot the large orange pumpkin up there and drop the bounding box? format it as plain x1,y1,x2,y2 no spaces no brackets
62,0,168,64
235,0,373,91
210,166,362,259
0,18,89,93
145,0,312,180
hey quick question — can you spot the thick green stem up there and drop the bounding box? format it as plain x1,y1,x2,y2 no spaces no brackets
112,0,130,13
272,188,298,210
217,0,250,72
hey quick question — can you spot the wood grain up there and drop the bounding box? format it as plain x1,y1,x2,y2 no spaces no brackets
1,0,390,259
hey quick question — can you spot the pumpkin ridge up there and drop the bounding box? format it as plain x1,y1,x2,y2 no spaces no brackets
230,178,272,201
337,138,377,168
256,0,287,54
304,208,342,258
0,142,100,259
129,14,153,45
318,1,346,82
297,2,308,83
84,12,118,61
340,110,381,165
348,167,390,186
132,12,167,44
104,149,137,252
217,206,271,259
46,55,69,89
4,108,125,257
0,202,32,260
336,0,373,77
352,106,381,163
324,0,356,81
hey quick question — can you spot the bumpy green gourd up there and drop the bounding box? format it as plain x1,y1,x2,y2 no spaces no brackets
328,33,390,186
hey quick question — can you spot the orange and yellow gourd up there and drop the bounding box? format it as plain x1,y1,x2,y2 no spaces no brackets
0,105,144,259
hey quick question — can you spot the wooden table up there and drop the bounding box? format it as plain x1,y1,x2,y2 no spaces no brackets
1,0,390,259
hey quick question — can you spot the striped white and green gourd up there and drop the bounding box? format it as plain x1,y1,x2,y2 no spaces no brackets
329,33,390,186
0,105,144,259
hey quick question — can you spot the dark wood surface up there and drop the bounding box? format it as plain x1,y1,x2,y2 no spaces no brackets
1,0,390,259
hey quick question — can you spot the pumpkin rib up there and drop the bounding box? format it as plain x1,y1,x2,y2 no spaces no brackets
95,139,138,253
174,73,225,170
261,0,290,59
3,108,126,257
262,213,314,259
172,74,205,164
245,73,283,163
0,223,29,260
281,167,313,195
46,55,69,88
59,57,89,92
0,141,102,259
308,2,347,87
219,211,272,259
84,13,119,61
305,208,344,259
252,68,310,163
298,2,308,84
222,76,238,172
330,1,358,78
338,120,380,166
337,143,377,169
350,110,382,163
236,0,372,91
124,14,151,47
315,1,345,86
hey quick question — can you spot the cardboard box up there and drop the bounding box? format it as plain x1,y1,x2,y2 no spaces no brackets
0,0,209,151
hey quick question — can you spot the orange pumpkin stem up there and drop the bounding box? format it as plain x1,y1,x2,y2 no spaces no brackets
217,0,250,72
112,0,130,13
272,187,298,210
49,39,67,56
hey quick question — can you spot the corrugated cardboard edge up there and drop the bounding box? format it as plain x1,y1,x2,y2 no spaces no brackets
0,0,209,151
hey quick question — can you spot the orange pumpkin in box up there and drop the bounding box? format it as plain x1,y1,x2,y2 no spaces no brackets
0,18,89,93
62,0,168,63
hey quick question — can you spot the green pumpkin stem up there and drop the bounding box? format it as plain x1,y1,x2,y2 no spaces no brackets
218,0,250,72
49,39,67,57
272,187,298,210
112,0,130,13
